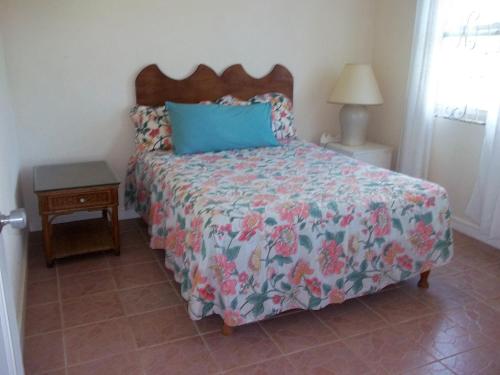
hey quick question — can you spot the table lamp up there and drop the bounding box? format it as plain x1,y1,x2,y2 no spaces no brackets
329,63,383,146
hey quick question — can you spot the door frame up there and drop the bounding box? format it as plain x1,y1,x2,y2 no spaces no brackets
0,236,24,374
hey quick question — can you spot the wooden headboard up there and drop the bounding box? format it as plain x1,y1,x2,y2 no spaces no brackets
135,64,293,106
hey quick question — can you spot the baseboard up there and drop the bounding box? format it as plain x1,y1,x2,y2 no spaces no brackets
451,216,500,250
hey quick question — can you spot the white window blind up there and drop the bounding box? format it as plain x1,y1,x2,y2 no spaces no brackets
435,0,500,124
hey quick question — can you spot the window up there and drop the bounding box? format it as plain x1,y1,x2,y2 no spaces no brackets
435,0,500,124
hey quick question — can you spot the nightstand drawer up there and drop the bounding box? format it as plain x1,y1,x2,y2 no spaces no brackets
47,190,113,211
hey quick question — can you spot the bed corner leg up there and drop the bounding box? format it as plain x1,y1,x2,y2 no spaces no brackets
418,270,431,289
222,323,234,336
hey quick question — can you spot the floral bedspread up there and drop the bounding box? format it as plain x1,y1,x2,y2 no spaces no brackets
125,140,453,327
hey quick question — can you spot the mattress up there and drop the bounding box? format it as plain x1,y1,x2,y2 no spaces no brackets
125,140,453,326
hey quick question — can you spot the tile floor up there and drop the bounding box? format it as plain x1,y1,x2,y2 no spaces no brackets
23,220,500,374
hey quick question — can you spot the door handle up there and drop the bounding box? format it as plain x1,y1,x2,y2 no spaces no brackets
0,209,27,233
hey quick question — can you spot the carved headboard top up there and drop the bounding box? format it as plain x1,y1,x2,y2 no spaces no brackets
135,64,293,106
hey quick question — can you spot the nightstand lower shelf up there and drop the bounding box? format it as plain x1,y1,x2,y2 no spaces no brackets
51,218,118,260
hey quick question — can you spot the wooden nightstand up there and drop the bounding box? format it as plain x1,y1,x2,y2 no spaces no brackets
324,141,393,169
34,161,120,267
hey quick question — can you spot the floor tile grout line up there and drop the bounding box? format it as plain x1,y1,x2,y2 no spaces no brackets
57,265,112,279
148,240,461,353
25,284,182,338
48,303,187,335
59,288,122,305
24,328,65,340
63,314,125,334
25,274,57,284
314,320,385,341
37,364,66,374
321,309,450,343
136,223,152,243
150,237,289,373
192,312,223,373
59,282,172,304
216,331,371,374
63,349,140,374
280,355,298,373
336,312,491,373
24,227,500,374
124,302,185,320
311,307,389,340
359,284,445,324
151,244,247,370
152,248,185,302
217,352,286,374
55,264,69,372
394,282,442,309
61,327,204,369
58,258,157,279
309,308,339,337
149,249,214,343
34,251,155,277
108,261,120,291
116,278,177,293
257,321,286,356
25,304,453,355
133,331,203,354
357,295,391,324
339,332,432,375
410,359,459,375
198,328,220,336
428,277,498,309
25,299,60,309
27,270,480,318
412,338,441,365
64,349,145,371
321,337,381,374
56,263,171,302
26,261,164,307
269,333,342,358
438,362,459,375
428,342,494,364
339,336,386,375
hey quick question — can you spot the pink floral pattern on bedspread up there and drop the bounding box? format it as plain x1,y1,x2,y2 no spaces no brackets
125,140,453,326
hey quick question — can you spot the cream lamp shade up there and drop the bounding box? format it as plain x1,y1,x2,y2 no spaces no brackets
329,63,383,146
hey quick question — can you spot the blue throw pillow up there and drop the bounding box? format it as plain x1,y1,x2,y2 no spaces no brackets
166,102,279,155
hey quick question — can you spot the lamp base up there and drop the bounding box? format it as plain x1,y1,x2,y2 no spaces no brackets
340,104,369,146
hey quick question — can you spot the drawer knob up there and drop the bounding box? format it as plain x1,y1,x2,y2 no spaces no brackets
79,197,86,203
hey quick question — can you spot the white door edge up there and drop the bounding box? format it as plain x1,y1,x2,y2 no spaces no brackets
0,236,24,375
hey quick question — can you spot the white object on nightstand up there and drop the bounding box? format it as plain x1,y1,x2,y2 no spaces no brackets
325,141,393,169
328,64,383,146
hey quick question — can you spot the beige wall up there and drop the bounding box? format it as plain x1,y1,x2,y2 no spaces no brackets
2,0,486,235
370,0,416,165
370,0,484,229
428,119,484,223
2,0,377,231
0,28,27,327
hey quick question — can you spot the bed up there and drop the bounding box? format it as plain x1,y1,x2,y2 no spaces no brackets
125,64,453,335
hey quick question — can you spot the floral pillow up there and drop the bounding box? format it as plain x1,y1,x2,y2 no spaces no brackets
250,93,296,139
130,101,216,152
216,92,296,139
130,105,172,152
216,95,251,106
